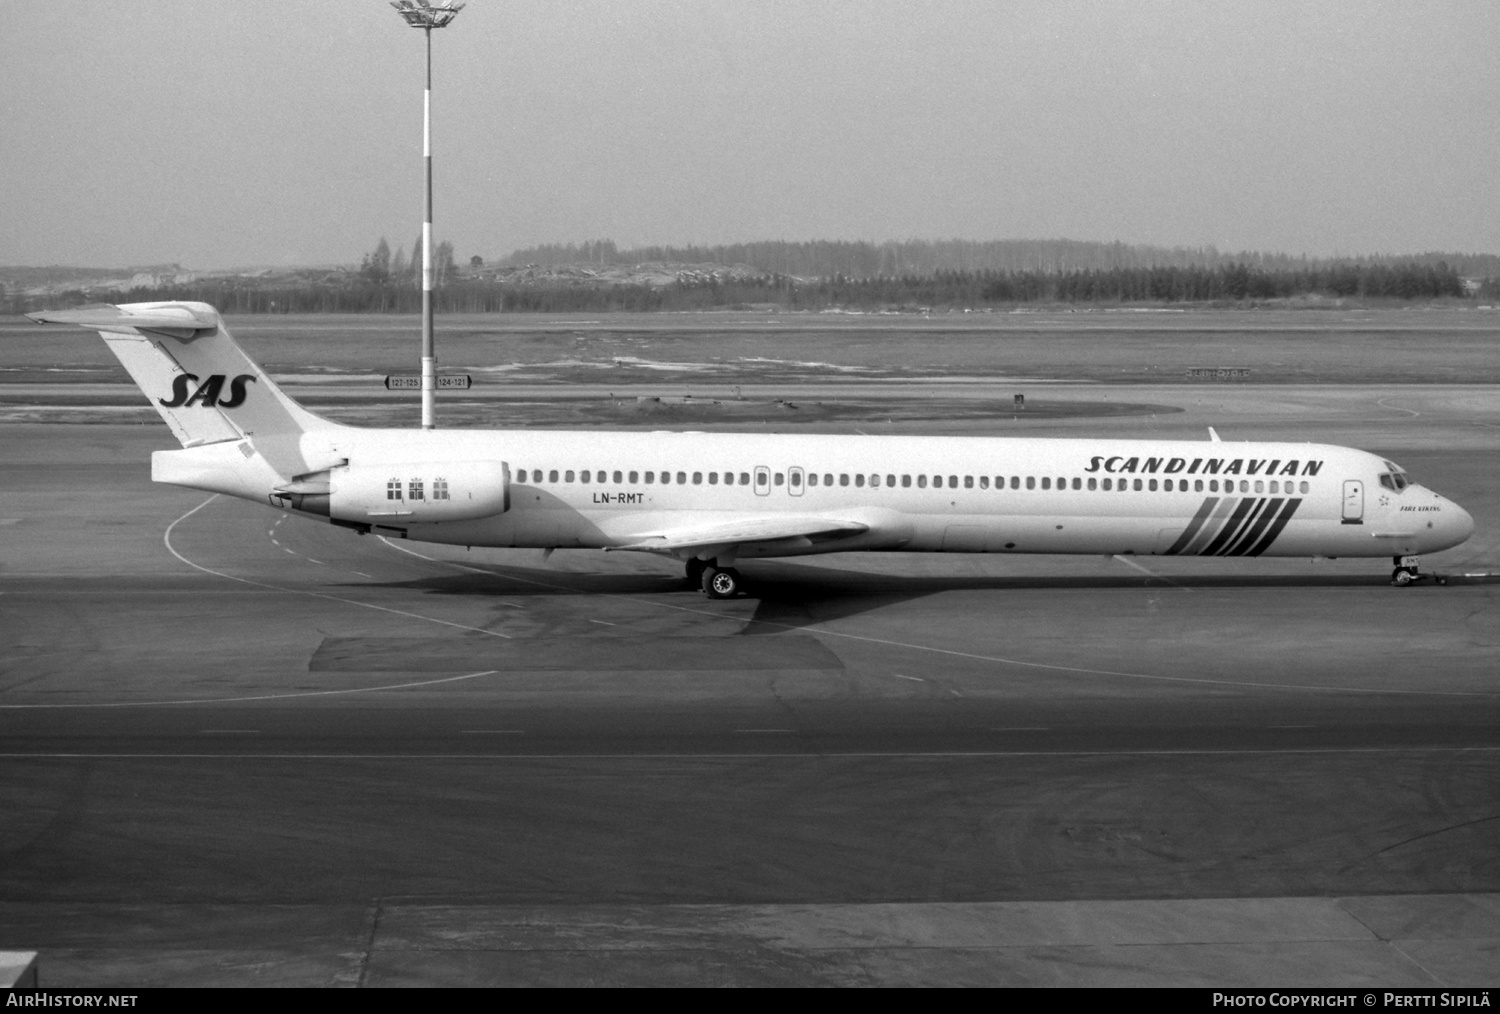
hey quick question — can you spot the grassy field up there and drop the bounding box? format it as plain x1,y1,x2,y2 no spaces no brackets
3,307,1499,386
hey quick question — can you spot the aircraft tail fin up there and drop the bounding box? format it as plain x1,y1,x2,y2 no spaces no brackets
26,302,341,466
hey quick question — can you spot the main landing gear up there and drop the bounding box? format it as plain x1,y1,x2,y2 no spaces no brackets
685,558,744,599
1391,555,1423,586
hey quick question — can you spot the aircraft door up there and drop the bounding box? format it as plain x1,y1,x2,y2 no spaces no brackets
788,466,805,497
1342,479,1364,524
754,466,771,497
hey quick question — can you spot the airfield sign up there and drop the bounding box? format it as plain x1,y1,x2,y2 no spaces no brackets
385,374,471,390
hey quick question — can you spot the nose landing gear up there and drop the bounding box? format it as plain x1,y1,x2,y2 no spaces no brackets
1391,555,1423,586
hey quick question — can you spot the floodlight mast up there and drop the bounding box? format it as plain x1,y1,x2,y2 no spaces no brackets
391,1,465,429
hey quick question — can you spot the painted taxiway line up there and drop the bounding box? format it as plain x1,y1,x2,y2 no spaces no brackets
165,496,512,639
376,538,1500,700
0,670,502,709
1112,554,1192,590
4,746,1500,761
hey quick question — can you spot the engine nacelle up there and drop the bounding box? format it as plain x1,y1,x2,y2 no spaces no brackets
277,460,510,523
336,460,509,522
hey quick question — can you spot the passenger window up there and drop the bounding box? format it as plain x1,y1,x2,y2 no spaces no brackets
548,470,559,483
773,473,783,486
1026,476,1035,490
580,470,590,484
629,471,638,484
904,475,913,488
948,476,957,488
791,472,802,487
1010,476,1020,490
645,471,654,483
964,476,974,489
1149,479,1157,491
979,476,988,489
807,473,817,487
693,472,703,484
1041,477,1051,490
1240,480,1249,493
1087,477,1097,490
822,474,831,486
1254,480,1264,493
613,471,622,484
1300,481,1310,494
1102,478,1112,490
1269,480,1278,494
918,475,927,488
1072,477,1081,490
677,472,686,484
1163,479,1172,492
1194,479,1202,492
565,470,575,482
840,474,849,487
887,474,896,487
660,471,670,485
1133,479,1142,491
708,472,718,485
856,474,866,488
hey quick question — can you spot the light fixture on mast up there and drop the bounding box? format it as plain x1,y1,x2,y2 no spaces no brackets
391,0,465,430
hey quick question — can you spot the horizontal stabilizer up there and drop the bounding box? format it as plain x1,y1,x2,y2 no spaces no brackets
612,515,869,553
26,303,220,340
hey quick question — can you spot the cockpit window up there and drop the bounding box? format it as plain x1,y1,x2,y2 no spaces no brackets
1378,460,1411,493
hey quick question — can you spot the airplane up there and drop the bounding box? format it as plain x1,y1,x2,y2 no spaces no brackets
27,300,1475,596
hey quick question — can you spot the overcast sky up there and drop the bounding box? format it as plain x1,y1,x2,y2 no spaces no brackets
4,0,1497,269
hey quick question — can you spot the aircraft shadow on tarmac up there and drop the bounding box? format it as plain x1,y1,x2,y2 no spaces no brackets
333,560,1403,633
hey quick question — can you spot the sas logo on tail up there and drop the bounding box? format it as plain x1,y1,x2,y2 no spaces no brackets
160,374,256,409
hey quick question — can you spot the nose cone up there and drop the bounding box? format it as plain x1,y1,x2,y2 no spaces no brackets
1417,488,1476,552
1448,501,1477,547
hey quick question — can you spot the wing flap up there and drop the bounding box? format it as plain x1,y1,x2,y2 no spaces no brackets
610,515,869,553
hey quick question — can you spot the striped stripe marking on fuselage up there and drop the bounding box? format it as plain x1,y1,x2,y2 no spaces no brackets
1164,497,1303,557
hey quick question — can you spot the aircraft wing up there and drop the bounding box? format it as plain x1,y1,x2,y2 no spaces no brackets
610,514,869,554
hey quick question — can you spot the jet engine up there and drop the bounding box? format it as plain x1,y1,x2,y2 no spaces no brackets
275,460,509,523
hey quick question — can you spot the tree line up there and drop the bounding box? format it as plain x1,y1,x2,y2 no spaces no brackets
501,237,1500,279
12,260,1473,315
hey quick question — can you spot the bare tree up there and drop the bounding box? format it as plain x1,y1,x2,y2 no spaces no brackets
434,240,456,287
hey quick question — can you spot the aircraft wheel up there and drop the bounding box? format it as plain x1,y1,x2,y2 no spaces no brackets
685,558,706,587
1392,567,1415,586
702,566,742,599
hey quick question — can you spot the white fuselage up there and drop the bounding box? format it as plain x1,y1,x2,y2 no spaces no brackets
218,427,1474,563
